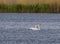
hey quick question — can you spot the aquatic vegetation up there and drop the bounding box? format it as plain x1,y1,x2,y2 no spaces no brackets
0,4,60,13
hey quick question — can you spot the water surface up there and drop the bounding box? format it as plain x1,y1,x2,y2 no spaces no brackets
0,13,60,44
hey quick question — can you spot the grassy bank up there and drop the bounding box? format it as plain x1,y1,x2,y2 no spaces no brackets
0,4,60,13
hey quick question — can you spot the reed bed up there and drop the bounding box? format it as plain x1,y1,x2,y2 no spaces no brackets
0,4,60,13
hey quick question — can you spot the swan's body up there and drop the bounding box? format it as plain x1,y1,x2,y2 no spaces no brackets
30,25,40,30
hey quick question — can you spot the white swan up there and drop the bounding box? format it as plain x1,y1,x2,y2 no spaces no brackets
29,25,40,30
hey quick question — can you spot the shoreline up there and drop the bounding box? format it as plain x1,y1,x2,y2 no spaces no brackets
0,4,60,13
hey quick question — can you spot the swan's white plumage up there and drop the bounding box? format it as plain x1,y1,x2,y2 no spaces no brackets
29,25,40,30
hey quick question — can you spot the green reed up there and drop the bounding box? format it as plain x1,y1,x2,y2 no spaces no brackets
0,4,59,13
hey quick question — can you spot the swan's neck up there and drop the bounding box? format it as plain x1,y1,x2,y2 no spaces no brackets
34,25,40,28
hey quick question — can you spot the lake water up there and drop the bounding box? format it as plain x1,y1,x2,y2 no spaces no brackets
0,13,60,44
